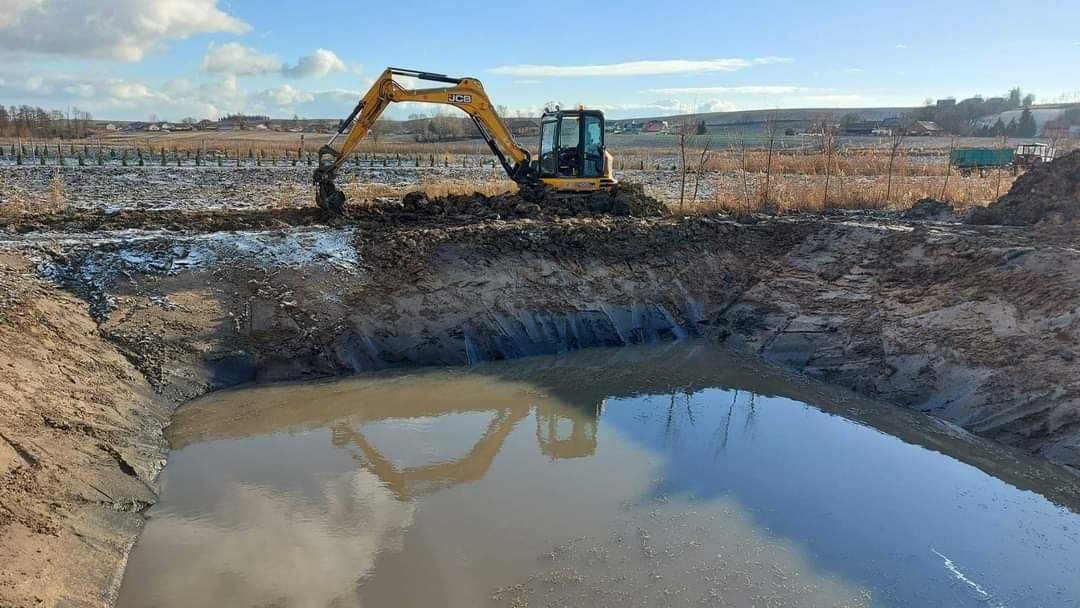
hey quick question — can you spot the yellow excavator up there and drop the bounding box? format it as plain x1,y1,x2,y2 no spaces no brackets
314,67,618,212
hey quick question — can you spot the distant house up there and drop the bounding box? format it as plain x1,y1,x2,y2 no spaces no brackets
505,117,540,137
146,123,161,132
197,120,218,131
172,123,194,132
908,120,942,136
881,117,905,130
1044,119,1071,139
643,120,668,133
254,123,269,130
871,127,893,136
104,123,118,131
843,121,879,136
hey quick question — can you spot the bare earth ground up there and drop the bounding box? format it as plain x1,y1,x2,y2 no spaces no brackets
0,162,1079,607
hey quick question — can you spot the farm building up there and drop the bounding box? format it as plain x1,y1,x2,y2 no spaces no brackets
908,121,942,136
643,120,668,133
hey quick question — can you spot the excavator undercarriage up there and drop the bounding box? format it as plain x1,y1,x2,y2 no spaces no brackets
314,67,619,213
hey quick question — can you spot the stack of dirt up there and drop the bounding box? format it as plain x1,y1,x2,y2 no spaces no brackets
400,183,667,220
967,150,1080,225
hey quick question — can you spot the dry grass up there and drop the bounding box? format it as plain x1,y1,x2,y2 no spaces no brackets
617,147,952,176
0,170,68,217
678,171,1016,215
340,174,517,203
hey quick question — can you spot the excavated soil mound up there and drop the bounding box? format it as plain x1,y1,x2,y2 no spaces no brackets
402,183,667,220
968,150,1080,225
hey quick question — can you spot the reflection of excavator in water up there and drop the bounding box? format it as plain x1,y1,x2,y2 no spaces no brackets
314,67,620,213
330,399,600,501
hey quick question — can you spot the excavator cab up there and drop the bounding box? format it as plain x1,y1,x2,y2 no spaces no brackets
536,109,613,191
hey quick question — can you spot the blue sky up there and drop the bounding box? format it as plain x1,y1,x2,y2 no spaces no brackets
1,0,1077,121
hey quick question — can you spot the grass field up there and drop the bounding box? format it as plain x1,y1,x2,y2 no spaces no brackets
1,130,1073,215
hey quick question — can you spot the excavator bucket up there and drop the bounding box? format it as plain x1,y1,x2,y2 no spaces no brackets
313,158,346,214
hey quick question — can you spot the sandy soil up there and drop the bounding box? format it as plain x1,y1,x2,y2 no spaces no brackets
0,256,169,608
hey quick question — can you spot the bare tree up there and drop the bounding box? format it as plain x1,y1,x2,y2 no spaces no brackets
677,118,698,213
995,134,1008,199
690,136,713,208
761,113,778,210
730,133,753,215
885,131,906,206
940,135,959,201
821,122,837,209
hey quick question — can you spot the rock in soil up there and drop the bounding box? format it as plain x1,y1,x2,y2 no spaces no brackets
901,197,954,221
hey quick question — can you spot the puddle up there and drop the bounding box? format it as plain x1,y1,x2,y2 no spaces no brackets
118,342,1080,607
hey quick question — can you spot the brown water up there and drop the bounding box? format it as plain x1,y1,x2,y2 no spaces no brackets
118,342,1080,607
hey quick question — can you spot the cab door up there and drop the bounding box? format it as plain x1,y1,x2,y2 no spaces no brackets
555,114,580,176
581,114,604,177
539,116,558,176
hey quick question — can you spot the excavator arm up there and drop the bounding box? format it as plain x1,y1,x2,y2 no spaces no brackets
314,67,533,212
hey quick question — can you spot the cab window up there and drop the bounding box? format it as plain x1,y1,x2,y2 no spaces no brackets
540,118,557,175
557,116,580,176
582,115,603,177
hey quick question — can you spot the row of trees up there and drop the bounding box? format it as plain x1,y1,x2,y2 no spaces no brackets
973,107,1038,137
908,87,1035,135
0,104,95,138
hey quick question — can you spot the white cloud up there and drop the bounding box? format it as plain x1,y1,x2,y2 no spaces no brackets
63,83,96,98
844,68,865,73
200,44,347,79
588,99,696,115
489,57,791,77
282,49,347,78
512,79,542,85
261,84,315,106
800,94,867,105
201,42,281,76
895,43,908,49
106,80,158,101
0,0,248,61
697,100,739,113
642,85,806,95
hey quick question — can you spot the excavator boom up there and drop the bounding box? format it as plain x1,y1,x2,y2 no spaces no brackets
314,68,534,212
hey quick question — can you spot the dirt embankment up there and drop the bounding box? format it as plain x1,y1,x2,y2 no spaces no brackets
0,256,169,608
2,198,1080,607
25,212,1080,466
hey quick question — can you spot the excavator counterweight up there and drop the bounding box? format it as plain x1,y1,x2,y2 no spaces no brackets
314,67,617,212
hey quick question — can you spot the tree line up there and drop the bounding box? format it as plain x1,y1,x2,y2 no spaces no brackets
908,87,1038,136
0,104,95,138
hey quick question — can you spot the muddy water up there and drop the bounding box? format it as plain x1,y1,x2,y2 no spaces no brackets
118,342,1080,607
